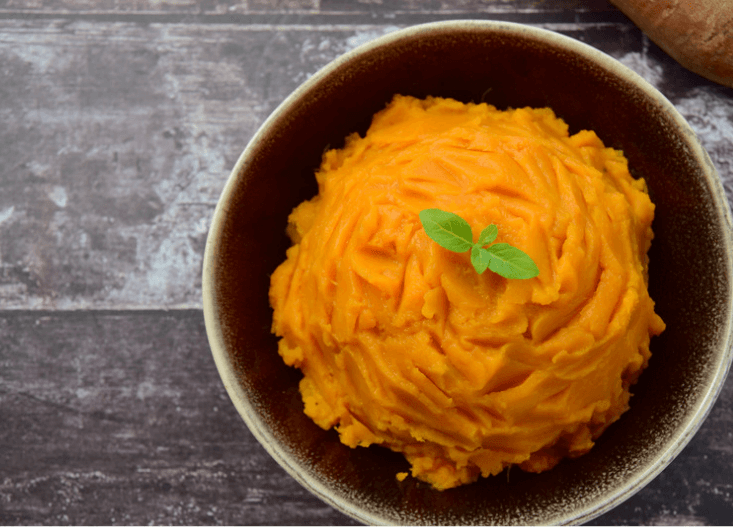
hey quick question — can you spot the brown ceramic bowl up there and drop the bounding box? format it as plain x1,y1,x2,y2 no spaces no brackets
203,20,733,524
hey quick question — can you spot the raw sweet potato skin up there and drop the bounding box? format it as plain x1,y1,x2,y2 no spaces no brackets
269,95,665,490
611,0,733,88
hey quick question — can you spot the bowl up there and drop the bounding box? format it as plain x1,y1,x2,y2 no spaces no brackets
202,20,733,525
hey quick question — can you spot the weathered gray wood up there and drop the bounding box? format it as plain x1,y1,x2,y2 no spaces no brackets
0,19,402,309
0,0,616,15
0,0,319,15
0,311,730,525
0,311,359,525
1,14,731,310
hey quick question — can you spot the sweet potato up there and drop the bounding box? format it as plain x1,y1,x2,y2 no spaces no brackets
269,95,665,490
611,0,733,87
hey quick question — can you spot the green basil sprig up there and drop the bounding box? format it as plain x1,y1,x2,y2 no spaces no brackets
419,209,539,279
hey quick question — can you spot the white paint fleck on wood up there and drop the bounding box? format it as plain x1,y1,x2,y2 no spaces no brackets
0,206,14,225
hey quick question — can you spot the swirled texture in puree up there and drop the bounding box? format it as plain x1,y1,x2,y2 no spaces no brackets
269,95,665,490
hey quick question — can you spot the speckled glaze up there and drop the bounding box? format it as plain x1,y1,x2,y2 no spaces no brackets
203,21,733,525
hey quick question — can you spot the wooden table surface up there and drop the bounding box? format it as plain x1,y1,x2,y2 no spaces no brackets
1,1,732,525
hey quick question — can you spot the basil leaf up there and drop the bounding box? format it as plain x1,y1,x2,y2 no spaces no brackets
486,243,539,280
419,208,539,280
471,245,492,274
419,209,473,253
477,223,498,247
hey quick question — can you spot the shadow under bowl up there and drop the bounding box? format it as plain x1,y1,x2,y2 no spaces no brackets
203,20,733,525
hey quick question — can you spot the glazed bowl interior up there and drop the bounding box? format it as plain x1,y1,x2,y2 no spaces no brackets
203,21,733,525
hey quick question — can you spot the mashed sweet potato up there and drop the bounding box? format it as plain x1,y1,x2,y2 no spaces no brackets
269,95,665,490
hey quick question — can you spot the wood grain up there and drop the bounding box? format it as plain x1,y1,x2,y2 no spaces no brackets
0,312,359,525
0,311,731,525
0,0,617,15
0,19,395,309
1,12,730,310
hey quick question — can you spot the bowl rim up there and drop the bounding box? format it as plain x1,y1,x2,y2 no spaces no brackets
202,19,733,525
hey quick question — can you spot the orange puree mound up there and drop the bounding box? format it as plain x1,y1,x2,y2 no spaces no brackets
269,95,665,490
